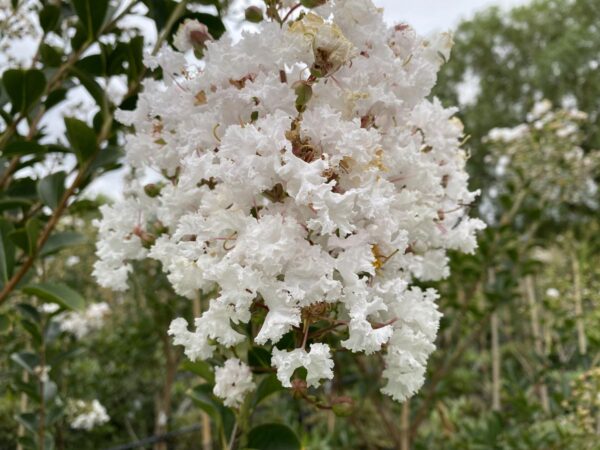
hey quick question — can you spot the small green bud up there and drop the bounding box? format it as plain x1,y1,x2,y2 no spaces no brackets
144,183,162,198
294,82,313,113
245,6,264,23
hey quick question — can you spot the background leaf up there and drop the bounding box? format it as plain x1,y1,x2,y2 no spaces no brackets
22,282,85,311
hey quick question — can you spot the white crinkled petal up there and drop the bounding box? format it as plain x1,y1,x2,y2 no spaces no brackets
272,343,334,388
213,358,256,408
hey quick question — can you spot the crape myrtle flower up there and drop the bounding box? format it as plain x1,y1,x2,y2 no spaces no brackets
94,0,485,403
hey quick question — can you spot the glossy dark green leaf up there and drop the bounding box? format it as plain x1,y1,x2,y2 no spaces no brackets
16,303,41,323
0,198,32,213
40,4,61,32
10,351,40,374
46,403,65,426
3,140,46,157
75,54,105,76
39,43,63,67
22,282,85,311
21,319,42,345
249,346,272,369
0,218,15,283
1,69,47,115
9,218,40,255
181,360,215,384
41,231,85,257
15,413,38,434
44,88,67,110
37,171,66,210
247,424,300,450
71,0,109,38
64,117,97,162
126,36,144,82
5,176,38,199
189,384,221,423
253,374,285,407
89,145,123,172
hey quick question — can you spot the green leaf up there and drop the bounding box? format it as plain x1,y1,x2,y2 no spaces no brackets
71,0,109,38
89,145,123,172
189,384,221,423
253,374,285,407
21,319,42,345
15,413,38,434
64,117,97,163
2,69,47,115
16,303,41,323
247,424,300,450
0,218,15,283
44,88,67,110
0,314,10,333
0,198,33,213
10,351,40,374
181,360,215,384
46,403,65,426
13,379,40,402
41,231,85,256
9,218,41,256
22,282,85,311
69,66,108,114
39,43,63,67
75,54,105,76
3,140,47,157
37,171,66,210
39,4,61,32
249,347,271,369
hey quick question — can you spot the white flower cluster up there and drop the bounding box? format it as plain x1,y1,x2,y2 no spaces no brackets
59,302,111,339
68,399,110,430
487,101,600,207
94,0,484,402
213,358,256,407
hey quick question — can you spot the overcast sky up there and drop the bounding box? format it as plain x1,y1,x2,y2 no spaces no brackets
376,0,529,33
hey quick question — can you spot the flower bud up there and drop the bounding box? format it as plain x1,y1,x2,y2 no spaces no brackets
293,81,312,112
291,378,308,399
173,20,213,55
144,183,162,198
245,6,264,23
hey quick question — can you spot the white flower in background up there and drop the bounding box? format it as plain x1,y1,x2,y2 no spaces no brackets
39,303,60,314
33,365,51,383
59,302,111,339
527,99,552,121
486,102,600,207
68,399,110,430
487,124,528,143
94,0,485,402
213,358,256,407
546,288,560,299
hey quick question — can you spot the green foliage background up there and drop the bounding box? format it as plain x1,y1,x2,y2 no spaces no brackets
1,0,599,449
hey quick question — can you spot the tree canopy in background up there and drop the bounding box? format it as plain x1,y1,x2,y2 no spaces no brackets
434,0,600,187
